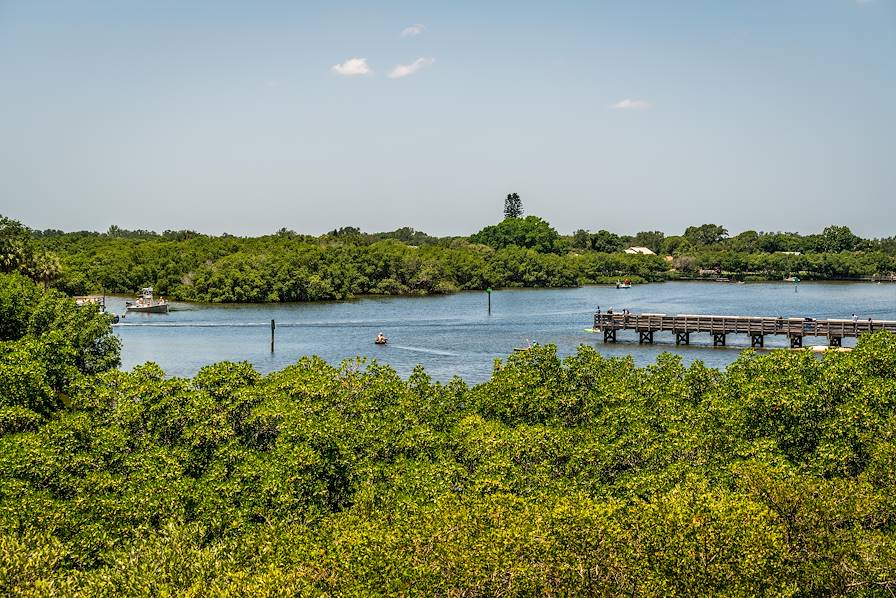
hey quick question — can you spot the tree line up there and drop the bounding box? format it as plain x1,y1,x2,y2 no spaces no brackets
2,271,896,594
3,212,894,303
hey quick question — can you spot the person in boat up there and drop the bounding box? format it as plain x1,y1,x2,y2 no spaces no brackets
375,332,387,344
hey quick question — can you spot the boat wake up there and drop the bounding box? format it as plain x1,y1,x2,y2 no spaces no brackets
390,345,459,357
114,322,269,328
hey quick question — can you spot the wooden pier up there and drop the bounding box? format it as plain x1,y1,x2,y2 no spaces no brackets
593,312,896,348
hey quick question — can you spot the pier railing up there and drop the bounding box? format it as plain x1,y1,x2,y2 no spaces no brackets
592,312,896,348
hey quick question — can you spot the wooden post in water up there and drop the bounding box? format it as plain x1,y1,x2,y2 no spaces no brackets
271,319,275,352
486,287,492,314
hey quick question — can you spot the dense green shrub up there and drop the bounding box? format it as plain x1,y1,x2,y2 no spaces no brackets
2,330,896,594
0,273,120,376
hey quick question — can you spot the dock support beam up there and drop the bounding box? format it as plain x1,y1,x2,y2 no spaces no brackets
603,329,616,343
790,335,803,349
638,331,654,345
750,334,764,348
712,333,726,347
675,331,690,345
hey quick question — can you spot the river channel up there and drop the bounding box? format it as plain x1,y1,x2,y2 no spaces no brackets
109,281,896,383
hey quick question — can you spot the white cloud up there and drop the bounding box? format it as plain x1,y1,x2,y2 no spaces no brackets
387,57,434,79
331,58,371,76
401,24,425,37
610,99,651,110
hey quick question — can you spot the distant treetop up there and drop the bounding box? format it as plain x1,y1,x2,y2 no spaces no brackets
504,193,523,219
471,215,560,254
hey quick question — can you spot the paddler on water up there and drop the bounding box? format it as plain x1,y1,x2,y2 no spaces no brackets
375,332,388,345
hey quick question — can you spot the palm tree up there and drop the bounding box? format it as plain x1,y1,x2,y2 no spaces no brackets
32,251,61,289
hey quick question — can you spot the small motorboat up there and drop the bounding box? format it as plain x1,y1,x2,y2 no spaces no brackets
126,288,169,314
616,279,632,289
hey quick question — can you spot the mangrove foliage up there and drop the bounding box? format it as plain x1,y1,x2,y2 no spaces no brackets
2,273,896,594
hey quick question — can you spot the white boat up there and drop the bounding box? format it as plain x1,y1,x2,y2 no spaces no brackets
616,279,632,289
75,294,120,322
74,295,104,308
126,288,169,314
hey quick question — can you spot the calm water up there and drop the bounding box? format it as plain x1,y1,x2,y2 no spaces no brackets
109,282,896,383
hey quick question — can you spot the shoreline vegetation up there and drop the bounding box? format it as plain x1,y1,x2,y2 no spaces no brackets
2,272,896,594
3,214,895,303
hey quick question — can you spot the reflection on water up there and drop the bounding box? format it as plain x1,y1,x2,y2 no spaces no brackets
110,281,896,383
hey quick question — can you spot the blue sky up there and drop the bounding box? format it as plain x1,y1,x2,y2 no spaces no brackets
1,1,893,237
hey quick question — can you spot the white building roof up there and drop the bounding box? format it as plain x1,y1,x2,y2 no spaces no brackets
624,246,656,255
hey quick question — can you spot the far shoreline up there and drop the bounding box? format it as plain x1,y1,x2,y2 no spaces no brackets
99,278,895,311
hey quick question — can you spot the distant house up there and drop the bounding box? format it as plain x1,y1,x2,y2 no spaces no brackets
624,246,656,255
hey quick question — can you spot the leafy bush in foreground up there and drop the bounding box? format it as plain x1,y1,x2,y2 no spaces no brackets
2,331,896,595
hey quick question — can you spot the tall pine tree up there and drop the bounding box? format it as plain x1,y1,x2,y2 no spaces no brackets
503,193,523,219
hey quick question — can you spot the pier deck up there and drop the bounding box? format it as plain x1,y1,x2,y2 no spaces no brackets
593,312,896,348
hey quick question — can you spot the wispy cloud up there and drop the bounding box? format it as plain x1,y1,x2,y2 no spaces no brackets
387,57,434,79
610,99,651,110
331,58,371,76
401,24,425,37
